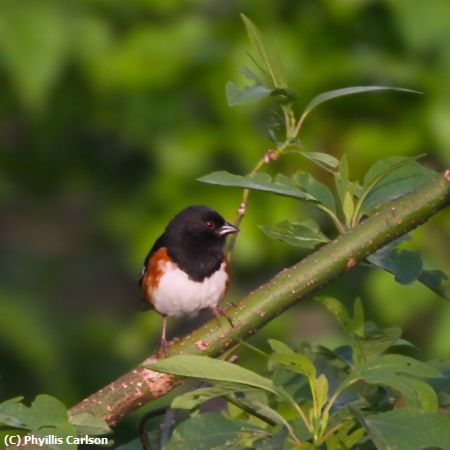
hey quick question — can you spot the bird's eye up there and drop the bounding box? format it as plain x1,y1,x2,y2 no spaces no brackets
205,220,215,230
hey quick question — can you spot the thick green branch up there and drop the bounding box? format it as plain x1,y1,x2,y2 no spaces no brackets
70,172,450,426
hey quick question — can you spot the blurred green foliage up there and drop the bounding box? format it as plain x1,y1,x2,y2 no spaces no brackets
0,0,449,446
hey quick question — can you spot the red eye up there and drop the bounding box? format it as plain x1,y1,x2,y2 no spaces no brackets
205,220,215,230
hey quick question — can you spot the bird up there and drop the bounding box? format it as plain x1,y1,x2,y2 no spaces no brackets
139,205,239,355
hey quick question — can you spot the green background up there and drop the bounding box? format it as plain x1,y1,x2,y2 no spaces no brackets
0,0,449,446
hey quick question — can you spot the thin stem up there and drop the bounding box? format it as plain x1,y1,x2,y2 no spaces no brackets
292,110,307,138
282,105,291,137
317,204,346,235
283,393,313,434
320,378,358,435
226,144,287,259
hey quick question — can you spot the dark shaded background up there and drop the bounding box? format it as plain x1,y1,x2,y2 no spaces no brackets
0,0,449,445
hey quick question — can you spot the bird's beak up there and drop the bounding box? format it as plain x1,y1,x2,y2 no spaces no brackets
217,222,239,236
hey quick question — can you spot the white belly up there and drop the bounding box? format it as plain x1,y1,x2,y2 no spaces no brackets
151,261,228,317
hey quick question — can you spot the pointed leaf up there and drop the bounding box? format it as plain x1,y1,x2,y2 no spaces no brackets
342,191,355,226
325,421,365,450
362,156,422,188
368,248,423,284
148,355,276,393
315,296,352,333
244,400,298,440
302,86,421,121
259,220,329,249
240,14,286,88
351,354,441,380
268,339,294,355
270,353,316,380
239,66,261,83
369,238,449,299
198,171,316,200
335,155,349,204
350,355,440,411
418,269,450,300
225,80,273,106
369,373,437,410
351,297,365,337
361,161,438,213
314,374,329,412
295,151,340,171
292,171,336,213
355,324,403,360
363,409,450,450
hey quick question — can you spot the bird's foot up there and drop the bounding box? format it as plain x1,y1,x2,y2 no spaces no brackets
209,305,235,328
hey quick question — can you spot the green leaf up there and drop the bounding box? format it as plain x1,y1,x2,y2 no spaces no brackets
0,1,71,111
361,161,438,213
342,191,355,227
225,80,273,106
239,66,262,83
325,421,365,450
197,171,316,201
369,236,449,298
294,151,340,171
371,373,437,410
418,269,450,299
270,353,316,380
69,412,111,436
148,355,277,393
172,384,254,410
350,355,440,410
240,14,286,88
259,220,329,249
335,155,349,205
315,296,352,333
314,374,329,413
241,400,298,441
166,412,264,450
362,156,422,188
0,395,77,450
351,354,441,380
302,86,421,123
352,156,425,226
368,247,423,284
355,324,403,360
268,339,294,355
254,408,295,442
0,397,26,428
351,297,365,337
292,171,336,213
363,409,450,450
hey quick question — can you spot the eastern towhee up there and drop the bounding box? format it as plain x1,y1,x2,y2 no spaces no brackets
139,205,239,355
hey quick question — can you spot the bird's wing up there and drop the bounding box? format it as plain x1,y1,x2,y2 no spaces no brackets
138,233,167,288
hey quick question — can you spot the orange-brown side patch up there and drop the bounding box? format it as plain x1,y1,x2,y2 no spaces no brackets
141,247,171,306
224,258,231,293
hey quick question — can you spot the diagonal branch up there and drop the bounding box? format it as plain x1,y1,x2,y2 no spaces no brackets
70,171,450,426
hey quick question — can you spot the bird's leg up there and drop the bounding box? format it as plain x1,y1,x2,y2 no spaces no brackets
209,305,235,328
158,315,170,357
